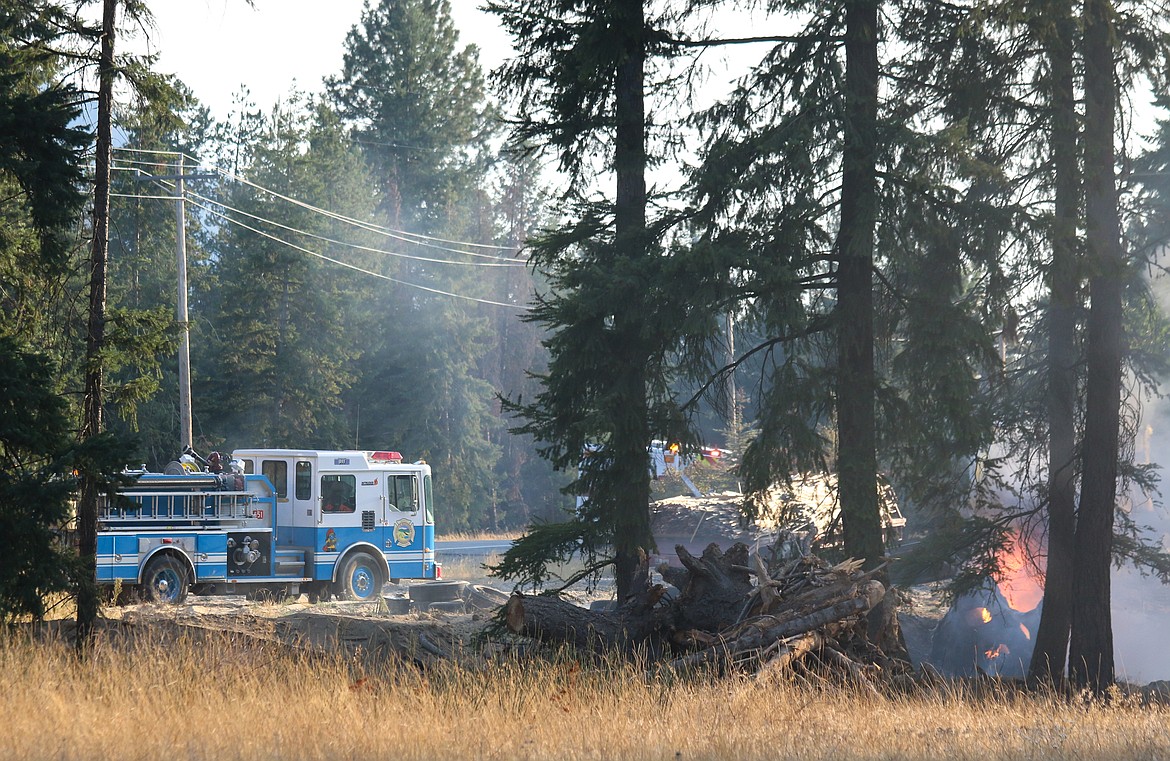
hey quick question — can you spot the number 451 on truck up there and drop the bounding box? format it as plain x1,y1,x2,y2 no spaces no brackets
97,448,441,604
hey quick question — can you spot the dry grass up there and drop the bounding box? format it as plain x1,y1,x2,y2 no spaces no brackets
436,529,522,542
2,630,1169,761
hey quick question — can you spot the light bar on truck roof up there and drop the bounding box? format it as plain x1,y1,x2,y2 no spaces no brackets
369,451,403,462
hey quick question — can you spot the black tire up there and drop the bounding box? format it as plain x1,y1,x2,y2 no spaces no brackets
460,584,509,611
408,580,468,606
141,555,190,604
335,552,386,601
383,596,412,615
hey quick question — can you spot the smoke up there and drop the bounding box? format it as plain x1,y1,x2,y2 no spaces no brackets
1110,268,1170,683
1111,390,1170,683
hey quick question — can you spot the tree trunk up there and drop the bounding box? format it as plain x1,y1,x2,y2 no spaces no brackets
611,0,653,602
1029,2,1080,685
76,0,117,651
835,0,883,569
1070,0,1122,694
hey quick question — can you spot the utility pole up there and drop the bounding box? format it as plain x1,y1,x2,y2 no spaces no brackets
135,160,214,450
175,156,191,449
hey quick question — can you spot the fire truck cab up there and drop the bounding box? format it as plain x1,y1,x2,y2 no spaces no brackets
96,448,440,604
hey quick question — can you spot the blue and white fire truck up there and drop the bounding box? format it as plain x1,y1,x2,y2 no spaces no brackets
96,448,441,604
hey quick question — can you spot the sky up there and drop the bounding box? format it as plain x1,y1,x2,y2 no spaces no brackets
143,1,513,121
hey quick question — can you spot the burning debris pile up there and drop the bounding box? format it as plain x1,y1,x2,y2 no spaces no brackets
504,543,909,688
929,532,1045,678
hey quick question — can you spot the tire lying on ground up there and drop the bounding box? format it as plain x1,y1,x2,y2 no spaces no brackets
382,596,412,614
408,580,468,610
427,600,467,614
460,584,510,611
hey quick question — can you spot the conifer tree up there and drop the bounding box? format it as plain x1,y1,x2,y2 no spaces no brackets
199,97,375,448
328,0,509,530
487,0,714,598
327,0,489,231
1069,0,1125,693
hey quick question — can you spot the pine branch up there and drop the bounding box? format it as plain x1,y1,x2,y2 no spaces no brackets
681,317,832,412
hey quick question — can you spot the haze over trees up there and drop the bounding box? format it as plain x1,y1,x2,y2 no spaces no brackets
2,0,1170,692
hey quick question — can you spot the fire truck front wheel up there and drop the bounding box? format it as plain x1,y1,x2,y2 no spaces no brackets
141,555,190,604
336,552,385,601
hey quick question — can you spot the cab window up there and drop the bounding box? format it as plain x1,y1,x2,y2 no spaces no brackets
295,461,312,500
423,474,434,525
388,475,418,513
321,474,356,513
262,460,288,499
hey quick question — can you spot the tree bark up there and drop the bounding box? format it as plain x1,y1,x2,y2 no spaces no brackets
610,0,653,602
836,0,884,569
1029,2,1080,685
504,586,666,653
1070,0,1122,694
76,0,117,651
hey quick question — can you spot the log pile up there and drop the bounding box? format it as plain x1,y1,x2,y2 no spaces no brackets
504,542,908,687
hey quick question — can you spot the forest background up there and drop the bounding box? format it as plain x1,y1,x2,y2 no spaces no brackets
8,0,1170,689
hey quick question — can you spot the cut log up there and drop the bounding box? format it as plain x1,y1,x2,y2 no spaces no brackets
503,589,665,652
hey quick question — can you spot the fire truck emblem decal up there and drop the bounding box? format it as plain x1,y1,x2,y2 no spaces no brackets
393,519,415,548
323,528,337,552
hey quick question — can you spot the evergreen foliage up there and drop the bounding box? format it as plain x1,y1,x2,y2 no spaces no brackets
198,96,374,449
0,337,79,622
0,2,88,267
327,0,490,230
487,0,723,597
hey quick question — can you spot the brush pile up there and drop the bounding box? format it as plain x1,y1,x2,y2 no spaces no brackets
503,542,908,688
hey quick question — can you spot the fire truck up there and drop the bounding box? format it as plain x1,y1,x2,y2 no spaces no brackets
96,448,440,604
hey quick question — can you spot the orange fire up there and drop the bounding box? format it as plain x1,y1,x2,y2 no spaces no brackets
1019,623,1030,640
966,606,994,626
994,532,1044,612
984,644,1010,660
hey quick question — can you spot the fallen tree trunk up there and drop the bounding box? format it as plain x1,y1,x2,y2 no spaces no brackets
504,583,669,652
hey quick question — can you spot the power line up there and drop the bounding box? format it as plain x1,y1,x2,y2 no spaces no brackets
110,146,520,256
111,192,180,201
185,189,525,268
184,197,528,311
110,183,525,269
217,168,519,259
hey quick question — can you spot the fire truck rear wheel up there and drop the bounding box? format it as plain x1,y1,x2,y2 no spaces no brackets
336,553,385,601
141,555,190,605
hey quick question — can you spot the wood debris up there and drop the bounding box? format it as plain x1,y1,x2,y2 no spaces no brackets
504,542,909,687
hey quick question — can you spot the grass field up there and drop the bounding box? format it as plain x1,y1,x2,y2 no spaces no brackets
3,630,1169,761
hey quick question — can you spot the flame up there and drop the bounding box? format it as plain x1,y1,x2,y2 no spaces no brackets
994,532,1044,612
1019,623,1030,640
966,607,993,626
984,644,1010,660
